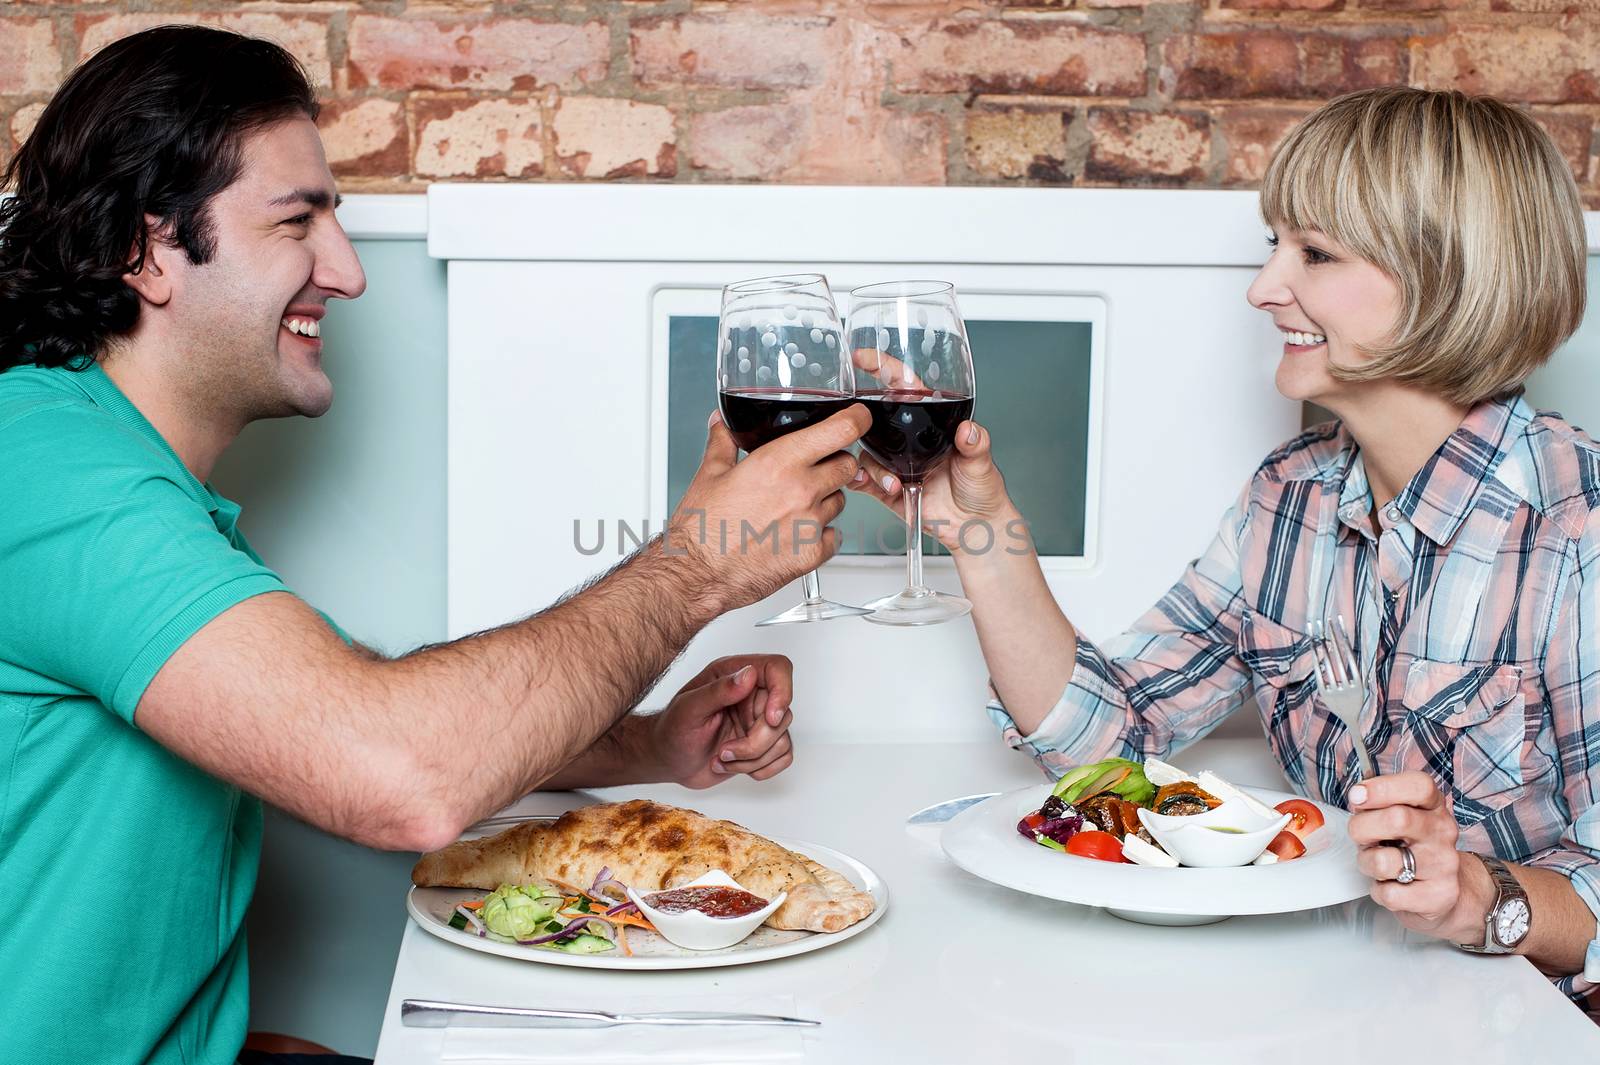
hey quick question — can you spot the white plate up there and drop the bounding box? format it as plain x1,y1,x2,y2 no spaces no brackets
941,784,1367,925
406,837,888,970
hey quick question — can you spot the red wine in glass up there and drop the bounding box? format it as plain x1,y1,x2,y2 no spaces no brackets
856,388,975,484
719,387,858,453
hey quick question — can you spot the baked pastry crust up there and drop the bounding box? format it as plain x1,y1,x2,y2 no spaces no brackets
411,799,875,934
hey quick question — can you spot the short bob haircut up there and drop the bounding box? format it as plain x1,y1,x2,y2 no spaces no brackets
1260,87,1588,406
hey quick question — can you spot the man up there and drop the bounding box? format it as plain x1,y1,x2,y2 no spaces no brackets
0,26,869,1065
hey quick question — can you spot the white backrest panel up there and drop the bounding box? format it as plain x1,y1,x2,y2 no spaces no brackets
434,187,1301,744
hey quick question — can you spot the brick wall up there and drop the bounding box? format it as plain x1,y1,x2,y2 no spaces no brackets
2,2,1596,206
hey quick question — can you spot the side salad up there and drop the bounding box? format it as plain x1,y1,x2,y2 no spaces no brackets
1016,757,1325,867
444,867,658,956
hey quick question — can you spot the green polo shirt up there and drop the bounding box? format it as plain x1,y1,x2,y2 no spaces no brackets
0,362,290,1064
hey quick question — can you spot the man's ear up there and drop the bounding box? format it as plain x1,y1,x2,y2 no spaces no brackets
122,214,177,307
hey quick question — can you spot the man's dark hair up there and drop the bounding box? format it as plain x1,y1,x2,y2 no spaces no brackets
0,25,319,372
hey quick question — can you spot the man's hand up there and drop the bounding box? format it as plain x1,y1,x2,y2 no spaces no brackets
670,406,868,612
649,655,796,789
1348,772,1491,942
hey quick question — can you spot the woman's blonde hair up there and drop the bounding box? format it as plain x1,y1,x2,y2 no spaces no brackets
1260,87,1588,406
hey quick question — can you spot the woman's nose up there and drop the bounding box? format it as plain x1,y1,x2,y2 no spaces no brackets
1246,256,1292,311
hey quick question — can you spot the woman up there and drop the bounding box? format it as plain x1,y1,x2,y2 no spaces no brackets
850,88,1599,1007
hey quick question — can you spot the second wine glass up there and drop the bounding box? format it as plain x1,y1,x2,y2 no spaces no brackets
847,280,976,626
717,273,871,626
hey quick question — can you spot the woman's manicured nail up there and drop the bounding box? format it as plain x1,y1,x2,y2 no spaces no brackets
711,761,727,774
732,665,752,682
881,475,896,493
721,748,735,762
853,468,866,482
967,424,979,444
1349,784,1367,806
707,410,722,427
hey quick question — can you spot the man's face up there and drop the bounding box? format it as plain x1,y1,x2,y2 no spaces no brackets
162,115,366,422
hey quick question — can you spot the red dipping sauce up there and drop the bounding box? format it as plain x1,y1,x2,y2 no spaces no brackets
643,885,769,919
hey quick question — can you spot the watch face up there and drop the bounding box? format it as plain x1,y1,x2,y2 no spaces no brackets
1495,899,1531,946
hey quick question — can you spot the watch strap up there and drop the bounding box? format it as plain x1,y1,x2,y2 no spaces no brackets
1457,853,1527,955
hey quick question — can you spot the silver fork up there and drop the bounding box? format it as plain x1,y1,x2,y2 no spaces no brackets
1310,615,1376,781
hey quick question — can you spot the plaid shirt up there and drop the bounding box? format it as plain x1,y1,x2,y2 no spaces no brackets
988,396,1600,1003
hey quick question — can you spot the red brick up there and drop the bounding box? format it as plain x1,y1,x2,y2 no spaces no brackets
78,14,331,87
894,20,1146,97
1365,0,1477,10
318,97,408,178
688,104,809,179
0,17,58,95
964,107,1072,181
1531,111,1593,185
412,97,543,179
1222,0,1344,10
1413,25,1600,103
1162,32,1405,100
1490,0,1600,11
1086,108,1210,183
630,13,832,91
8,101,47,156
553,97,677,179
689,99,946,184
1217,107,1313,185
348,16,608,93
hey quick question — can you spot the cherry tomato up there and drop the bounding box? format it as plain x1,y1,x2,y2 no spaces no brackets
1266,830,1306,861
1065,830,1128,863
1274,798,1325,839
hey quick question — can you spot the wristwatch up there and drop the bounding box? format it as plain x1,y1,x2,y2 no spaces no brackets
1457,853,1531,955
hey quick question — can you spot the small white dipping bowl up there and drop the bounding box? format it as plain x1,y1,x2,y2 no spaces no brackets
1136,799,1293,868
626,870,786,951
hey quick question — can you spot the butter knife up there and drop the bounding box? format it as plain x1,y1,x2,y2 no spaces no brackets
401,999,820,1029
905,792,999,825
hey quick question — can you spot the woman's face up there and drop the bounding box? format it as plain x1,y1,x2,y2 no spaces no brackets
1246,226,1403,406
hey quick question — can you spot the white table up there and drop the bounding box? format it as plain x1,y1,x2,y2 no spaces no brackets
375,741,1600,1063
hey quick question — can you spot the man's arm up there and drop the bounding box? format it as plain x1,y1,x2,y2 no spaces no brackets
136,408,867,853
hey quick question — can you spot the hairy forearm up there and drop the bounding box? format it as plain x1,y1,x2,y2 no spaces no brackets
381,536,719,844
954,509,1079,734
535,714,670,791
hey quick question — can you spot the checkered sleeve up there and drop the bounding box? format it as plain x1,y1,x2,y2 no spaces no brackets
987,481,1261,778
1526,518,1600,988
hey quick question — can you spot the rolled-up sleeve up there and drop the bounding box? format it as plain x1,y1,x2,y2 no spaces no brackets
987,482,1260,777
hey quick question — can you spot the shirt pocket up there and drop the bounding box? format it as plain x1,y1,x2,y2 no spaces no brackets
1400,659,1528,811
1236,611,1317,785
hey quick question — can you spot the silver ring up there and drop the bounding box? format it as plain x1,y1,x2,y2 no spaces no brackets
1395,843,1417,884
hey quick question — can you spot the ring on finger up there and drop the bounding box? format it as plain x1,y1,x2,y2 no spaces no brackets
1392,842,1417,885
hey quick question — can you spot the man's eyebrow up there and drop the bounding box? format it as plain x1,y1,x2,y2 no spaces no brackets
266,188,343,211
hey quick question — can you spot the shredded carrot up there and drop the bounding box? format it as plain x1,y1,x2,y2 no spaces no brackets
619,925,631,957
460,899,485,911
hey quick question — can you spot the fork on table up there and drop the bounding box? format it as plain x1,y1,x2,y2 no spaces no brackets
1310,615,1376,781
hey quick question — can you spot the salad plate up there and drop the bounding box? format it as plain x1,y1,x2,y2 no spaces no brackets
406,837,888,970
941,783,1366,925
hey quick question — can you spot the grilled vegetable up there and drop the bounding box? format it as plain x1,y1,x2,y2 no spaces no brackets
1152,781,1222,817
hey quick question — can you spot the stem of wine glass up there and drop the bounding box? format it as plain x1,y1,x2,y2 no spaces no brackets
903,481,927,597
801,569,825,605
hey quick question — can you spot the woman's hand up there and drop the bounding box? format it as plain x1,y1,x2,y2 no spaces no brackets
847,418,1017,553
1347,773,1493,942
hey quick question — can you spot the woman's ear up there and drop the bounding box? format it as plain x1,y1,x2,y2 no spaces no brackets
121,214,175,307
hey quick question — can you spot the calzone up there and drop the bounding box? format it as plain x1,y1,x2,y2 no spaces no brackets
411,799,875,933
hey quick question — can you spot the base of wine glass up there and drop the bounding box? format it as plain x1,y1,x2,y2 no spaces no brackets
862,588,973,626
755,598,874,626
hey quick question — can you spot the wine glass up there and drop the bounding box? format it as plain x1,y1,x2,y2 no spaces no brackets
717,273,871,626
846,280,976,626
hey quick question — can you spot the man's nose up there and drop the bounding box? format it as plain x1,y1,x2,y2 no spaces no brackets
314,223,367,301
